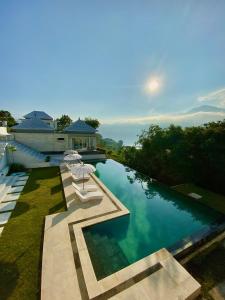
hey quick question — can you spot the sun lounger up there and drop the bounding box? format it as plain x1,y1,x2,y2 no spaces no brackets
72,182,98,193
71,173,90,182
64,163,71,171
74,189,103,202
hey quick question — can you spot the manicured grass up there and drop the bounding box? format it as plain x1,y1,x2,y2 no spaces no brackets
0,167,66,300
172,183,225,214
186,240,225,300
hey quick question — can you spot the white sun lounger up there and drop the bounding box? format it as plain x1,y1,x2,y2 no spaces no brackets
71,173,90,182
72,182,98,193
74,189,103,202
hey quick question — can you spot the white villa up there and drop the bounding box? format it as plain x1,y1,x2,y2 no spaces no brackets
0,111,104,171
12,111,97,152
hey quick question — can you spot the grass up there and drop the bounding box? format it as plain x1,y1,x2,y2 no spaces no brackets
0,167,66,300
172,183,225,214
186,240,225,300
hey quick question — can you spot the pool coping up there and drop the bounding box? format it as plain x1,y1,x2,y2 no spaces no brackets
169,216,225,259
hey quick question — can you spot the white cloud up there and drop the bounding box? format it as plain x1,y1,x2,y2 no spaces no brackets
101,111,225,125
198,88,225,107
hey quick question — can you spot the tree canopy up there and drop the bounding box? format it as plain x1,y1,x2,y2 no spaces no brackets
56,114,72,131
0,110,16,127
84,117,100,129
120,120,225,195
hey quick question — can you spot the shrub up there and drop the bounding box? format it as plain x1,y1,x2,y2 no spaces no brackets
45,156,51,162
9,163,26,173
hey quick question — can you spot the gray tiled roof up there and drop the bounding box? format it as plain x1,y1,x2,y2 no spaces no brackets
12,118,54,132
24,111,53,120
64,119,96,133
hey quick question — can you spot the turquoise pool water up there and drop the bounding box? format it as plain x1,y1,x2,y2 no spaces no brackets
83,159,223,279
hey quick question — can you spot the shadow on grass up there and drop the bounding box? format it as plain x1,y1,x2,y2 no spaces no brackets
48,201,65,214
22,167,61,195
21,181,40,194
51,184,61,195
0,261,19,300
32,167,61,180
11,202,30,218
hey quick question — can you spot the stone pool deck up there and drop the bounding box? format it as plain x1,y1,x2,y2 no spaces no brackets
41,164,201,300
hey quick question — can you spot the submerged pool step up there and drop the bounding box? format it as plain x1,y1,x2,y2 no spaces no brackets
84,231,130,279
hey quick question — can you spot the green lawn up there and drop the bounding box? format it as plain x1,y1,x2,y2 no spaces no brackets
0,167,66,300
172,183,225,214
186,240,225,300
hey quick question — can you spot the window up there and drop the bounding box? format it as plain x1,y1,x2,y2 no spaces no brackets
57,138,64,141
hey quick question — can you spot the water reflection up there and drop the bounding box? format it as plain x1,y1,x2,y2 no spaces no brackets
85,159,223,278
124,165,221,225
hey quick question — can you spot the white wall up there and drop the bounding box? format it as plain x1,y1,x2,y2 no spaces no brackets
13,132,68,152
13,132,97,152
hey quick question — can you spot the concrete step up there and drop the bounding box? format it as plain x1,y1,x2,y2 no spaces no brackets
0,176,17,200
2,193,20,202
0,212,12,226
8,186,24,194
9,141,46,162
13,180,27,187
0,202,16,213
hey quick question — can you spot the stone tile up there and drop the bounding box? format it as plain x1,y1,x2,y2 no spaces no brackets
12,172,27,176
8,186,24,193
13,180,27,186
160,256,190,284
0,202,16,212
18,176,29,180
0,226,4,236
0,212,11,225
2,193,20,202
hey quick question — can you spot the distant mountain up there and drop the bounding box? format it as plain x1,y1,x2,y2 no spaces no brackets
187,105,225,114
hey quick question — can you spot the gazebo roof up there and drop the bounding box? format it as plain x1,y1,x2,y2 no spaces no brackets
24,111,53,120
64,119,96,134
12,118,54,132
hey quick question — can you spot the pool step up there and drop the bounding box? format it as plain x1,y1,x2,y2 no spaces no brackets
84,231,129,279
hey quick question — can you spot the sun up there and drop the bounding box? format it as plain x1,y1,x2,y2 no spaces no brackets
145,77,161,94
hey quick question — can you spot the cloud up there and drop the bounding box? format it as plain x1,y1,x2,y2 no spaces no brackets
101,111,225,125
198,88,225,107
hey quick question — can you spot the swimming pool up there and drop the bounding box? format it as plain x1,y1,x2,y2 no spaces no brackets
83,159,223,279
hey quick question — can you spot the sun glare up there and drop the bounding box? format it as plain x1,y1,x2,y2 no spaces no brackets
145,77,161,94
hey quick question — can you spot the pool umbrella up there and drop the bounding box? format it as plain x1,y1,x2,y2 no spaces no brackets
64,153,82,163
64,150,78,155
72,163,96,189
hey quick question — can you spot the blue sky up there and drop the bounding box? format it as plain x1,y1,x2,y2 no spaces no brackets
1,0,225,143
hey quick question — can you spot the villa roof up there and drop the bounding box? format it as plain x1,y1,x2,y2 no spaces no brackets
24,111,53,120
12,118,54,132
64,118,96,134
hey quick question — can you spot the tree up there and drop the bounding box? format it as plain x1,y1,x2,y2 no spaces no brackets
56,115,72,131
121,120,225,194
0,110,16,127
84,117,100,129
118,140,123,149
